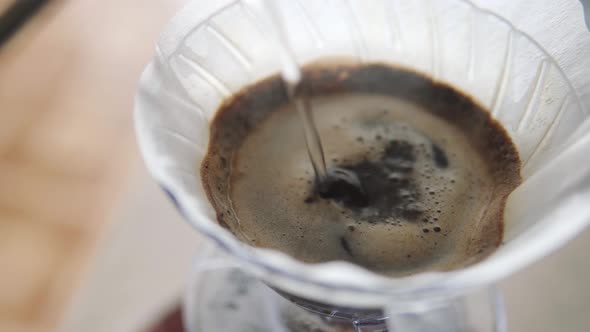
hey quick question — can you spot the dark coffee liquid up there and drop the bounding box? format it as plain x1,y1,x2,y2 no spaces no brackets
201,62,521,276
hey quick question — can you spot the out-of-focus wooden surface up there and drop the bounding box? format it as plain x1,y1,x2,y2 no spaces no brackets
0,1,13,14
0,1,187,331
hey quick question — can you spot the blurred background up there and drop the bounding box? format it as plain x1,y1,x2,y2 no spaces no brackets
0,1,195,331
0,1,589,332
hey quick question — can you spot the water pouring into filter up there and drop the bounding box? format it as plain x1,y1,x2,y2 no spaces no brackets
244,0,370,206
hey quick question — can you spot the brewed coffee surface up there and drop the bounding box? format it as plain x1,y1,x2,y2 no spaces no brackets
201,63,521,276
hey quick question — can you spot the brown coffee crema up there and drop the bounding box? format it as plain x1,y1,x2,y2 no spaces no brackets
201,62,521,276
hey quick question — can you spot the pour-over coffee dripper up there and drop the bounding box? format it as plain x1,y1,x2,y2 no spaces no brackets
134,0,590,330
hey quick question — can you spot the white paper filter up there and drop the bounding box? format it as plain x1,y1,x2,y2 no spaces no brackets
135,0,589,307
